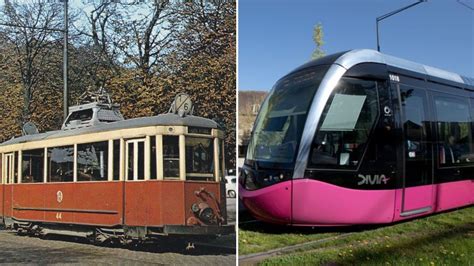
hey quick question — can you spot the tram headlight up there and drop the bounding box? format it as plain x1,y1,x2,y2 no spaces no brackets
199,207,214,223
191,203,200,213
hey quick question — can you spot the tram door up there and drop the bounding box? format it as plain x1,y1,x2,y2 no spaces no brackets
124,138,147,225
396,84,434,216
3,153,15,217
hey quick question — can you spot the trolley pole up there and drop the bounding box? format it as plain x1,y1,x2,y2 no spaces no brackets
376,0,427,52
63,0,69,120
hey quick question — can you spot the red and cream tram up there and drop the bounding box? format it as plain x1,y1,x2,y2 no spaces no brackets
0,91,233,243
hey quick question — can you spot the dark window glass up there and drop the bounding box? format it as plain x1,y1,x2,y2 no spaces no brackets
401,87,431,186
308,78,378,169
163,136,179,178
48,146,74,182
66,109,93,122
150,137,157,179
14,152,18,183
113,140,120,181
137,141,144,180
127,142,134,180
22,149,44,183
77,142,108,182
185,137,214,181
435,95,473,166
188,127,212,135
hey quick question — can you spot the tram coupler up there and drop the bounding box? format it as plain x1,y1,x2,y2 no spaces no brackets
186,242,196,250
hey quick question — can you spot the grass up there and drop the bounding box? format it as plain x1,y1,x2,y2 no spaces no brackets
252,206,474,265
239,211,345,255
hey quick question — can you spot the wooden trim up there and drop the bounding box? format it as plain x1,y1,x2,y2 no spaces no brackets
221,141,226,179
43,148,48,183
214,138,220,182
17,150,22,184
119,139,125,181
108,140,113,181
73,144,77,182
0,126,193,153
179,135,186,181
157,135,163,180
145,136,150,180
1,153,4,184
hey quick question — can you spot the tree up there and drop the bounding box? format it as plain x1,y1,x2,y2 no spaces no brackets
311,22,325,60
0,0,63,124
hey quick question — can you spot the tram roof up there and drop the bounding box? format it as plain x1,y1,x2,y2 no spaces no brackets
289,49,473,88
0,113,219,146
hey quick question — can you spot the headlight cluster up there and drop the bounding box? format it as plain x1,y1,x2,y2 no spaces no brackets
191,202,215,225
240,166,292,191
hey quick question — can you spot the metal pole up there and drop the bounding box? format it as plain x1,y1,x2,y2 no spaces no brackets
376,21,380,52
63,0,68,120
376,0,427,52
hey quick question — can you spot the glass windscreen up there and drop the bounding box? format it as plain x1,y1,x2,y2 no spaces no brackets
246,66,328,165
308,78,378,169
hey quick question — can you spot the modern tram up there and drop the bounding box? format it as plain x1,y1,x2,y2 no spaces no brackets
0,91,233,243
239,49,474,226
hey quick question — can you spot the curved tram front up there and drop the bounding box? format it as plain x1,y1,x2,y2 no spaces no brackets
0,92,233,244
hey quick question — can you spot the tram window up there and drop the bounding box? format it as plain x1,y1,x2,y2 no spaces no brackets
113,140,120,181
127,142,134,180
308,78,378,169
137,141,144,180
150,136,157,179
4,153,16,184
66,109,93,123
77,142,108,182
14,152,18,183
22,149,44,183
185,137,214,181
434,96,474,166
47,146,74,182
126,139,145,181
163,136,179,178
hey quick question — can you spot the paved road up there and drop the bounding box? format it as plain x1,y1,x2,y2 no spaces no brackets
0,198,236,265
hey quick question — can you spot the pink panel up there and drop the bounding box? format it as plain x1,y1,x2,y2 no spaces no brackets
239,182,292,224
434,180,474,212
402,184,433,212
292,179,396,225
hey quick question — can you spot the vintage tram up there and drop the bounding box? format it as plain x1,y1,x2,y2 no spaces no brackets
0,91,233,243
240,49,474,226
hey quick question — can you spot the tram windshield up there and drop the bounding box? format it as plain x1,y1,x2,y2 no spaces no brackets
246,66,328,166
308,78,378,168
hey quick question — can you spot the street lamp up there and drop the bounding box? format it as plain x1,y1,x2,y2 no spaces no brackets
376,0,428,52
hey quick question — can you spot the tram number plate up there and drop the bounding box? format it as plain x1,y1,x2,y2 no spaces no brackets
56,212,62,220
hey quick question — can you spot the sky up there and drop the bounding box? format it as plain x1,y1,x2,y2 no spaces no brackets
238,0,474,91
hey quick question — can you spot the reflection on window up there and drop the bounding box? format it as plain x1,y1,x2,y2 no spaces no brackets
48,146,74,182
435,96,473,165
247,66,328,164
77,142,108,182
185,137,214,181
22,149,44,183
163,136,179,178
402,89,426,154
309,78,378,169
